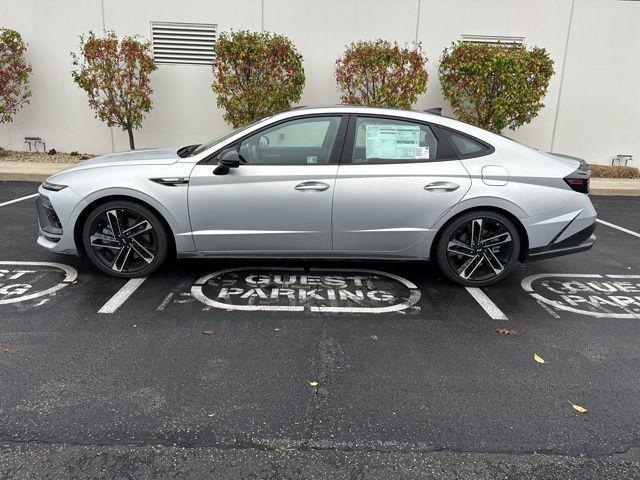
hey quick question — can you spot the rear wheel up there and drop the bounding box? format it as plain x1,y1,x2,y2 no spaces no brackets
436,210,520,286
82,200,169,278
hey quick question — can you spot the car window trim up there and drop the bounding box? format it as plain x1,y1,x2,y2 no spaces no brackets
199,114,350,166
339,114,457,165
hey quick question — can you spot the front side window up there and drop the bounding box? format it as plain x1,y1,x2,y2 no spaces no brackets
238,116,342,165
351,117,439,164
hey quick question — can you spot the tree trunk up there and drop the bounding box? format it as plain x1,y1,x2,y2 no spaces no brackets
126,126,135,150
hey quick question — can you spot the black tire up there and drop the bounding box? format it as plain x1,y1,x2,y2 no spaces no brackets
435,210,520,287
82,200,169,278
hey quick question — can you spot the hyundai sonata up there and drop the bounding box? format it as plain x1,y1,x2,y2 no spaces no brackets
35,106,596,286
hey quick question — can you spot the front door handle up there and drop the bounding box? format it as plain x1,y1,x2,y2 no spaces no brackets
424,181,460,192
295,181,330,192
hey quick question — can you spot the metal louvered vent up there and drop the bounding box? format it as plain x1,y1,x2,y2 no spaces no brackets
461,35,524,45
151,21,217,65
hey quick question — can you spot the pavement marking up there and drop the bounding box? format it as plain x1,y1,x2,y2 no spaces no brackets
0,261,77,305
156,291,175,311
597,219,640,239
191,266,421,313
98,277,147,314
522,273,640,319
465,287,508,320
0,193,38,208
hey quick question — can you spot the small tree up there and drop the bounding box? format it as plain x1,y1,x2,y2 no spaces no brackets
211,30,305,128
71,31,156,149
335,40,428,109
0,28,32,124
438,41,554,133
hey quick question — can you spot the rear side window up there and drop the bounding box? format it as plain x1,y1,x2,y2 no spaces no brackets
351,117,439,164
441,128,493,159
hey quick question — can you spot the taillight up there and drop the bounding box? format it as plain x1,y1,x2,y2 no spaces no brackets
564,160,590,194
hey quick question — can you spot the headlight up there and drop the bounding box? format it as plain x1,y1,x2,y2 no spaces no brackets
41,181,68,192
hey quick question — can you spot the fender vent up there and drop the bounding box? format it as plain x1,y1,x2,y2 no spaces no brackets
151,21,217,65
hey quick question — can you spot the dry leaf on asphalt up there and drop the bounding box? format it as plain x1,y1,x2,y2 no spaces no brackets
496,328,517,336
308,381,319,387
1,346,9,353
571,403,588,413
533,353,545,364
202,330,214,335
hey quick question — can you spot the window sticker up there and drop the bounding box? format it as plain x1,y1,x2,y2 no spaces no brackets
365,124,420,159
415,146,430,159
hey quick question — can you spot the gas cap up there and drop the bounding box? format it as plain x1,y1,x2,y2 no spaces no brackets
481,165,509,186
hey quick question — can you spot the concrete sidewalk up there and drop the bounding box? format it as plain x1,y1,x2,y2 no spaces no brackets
0,160,639,195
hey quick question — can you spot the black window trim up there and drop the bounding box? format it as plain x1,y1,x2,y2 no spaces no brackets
437,125,495,160
199,113,350,166
339,113,458,165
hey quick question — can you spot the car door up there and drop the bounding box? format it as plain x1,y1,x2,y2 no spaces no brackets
188,115,347,252
332,115,471,253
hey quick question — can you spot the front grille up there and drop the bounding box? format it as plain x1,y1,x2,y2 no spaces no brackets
36,195,63,234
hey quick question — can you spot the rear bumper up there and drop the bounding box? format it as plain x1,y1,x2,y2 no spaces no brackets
523,222,596,262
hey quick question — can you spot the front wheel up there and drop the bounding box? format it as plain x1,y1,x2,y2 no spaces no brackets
82,200,169,278
435,210,520,287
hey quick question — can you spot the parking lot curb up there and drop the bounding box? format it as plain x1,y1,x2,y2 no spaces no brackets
0,161,639,195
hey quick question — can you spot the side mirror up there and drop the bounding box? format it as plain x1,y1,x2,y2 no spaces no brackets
214,149,240,175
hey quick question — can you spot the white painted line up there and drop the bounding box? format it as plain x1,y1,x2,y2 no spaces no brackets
597,219,640,239
0,193,38,208
98,277,147,314
156,291,174,311
465,287,508,320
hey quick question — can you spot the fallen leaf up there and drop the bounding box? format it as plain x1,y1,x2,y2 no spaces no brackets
496,327,517,336
1,346,9,353
533,353,545,364
207,413,215,417
202,330,214,335
71,280,78,285
308,381,318,387
571,403,588,413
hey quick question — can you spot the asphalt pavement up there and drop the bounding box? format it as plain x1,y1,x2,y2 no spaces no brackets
1,181,640,479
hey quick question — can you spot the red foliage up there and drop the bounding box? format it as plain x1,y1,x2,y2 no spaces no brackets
335,40,428,109
0,28,31,124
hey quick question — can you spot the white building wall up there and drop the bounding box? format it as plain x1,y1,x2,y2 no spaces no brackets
0,0,638,165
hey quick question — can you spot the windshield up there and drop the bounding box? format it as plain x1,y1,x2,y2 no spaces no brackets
182,117,270,158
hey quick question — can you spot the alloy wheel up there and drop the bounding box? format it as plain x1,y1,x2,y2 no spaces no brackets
88,208,158,274
445,217,514,282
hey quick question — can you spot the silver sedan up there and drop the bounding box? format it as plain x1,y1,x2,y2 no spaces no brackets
35,106,596,286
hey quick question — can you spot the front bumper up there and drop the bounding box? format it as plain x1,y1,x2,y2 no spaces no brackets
523,222,596,262
35,187,82,255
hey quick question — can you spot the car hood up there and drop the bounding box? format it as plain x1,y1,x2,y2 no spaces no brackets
47,148,181,179
79,148,180,166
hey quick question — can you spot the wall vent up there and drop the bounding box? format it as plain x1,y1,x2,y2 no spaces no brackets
461,34,524,45
151,21,217,65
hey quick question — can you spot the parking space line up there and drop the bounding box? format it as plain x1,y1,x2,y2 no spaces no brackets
98,277,147,314
0,193,38,208
597,219,640,239
465,287,508,320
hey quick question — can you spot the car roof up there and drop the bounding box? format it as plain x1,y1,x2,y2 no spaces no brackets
274,105,497,140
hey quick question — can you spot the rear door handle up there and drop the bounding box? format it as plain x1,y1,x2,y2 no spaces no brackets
424,181,460,192
295,181,330,192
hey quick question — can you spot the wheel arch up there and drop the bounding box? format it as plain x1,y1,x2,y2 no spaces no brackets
429,205,529,262
73,195,177,257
